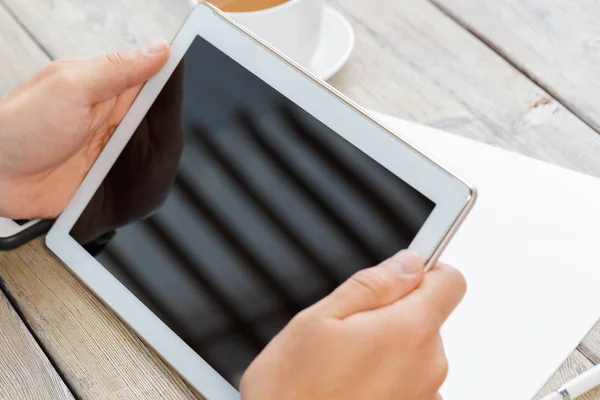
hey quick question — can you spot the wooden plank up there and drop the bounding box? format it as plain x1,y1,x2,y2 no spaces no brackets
0,3,202,398
0,286,74,400
324,2,600,392
534,350,600,400
579,320,600,364
428,0,600,133
577,323,600,398
0,240,202,400
328,0,600,178
1,0,191,57
329,1,600,396
0,2,48,95
5,0,600,174
0,0,599,398
0,6,71,398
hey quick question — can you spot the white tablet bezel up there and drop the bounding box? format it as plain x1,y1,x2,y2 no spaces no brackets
47,4,476,398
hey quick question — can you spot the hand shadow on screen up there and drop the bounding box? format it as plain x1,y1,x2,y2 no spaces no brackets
70,64,184,248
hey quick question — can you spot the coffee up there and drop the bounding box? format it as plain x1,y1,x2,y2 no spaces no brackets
211,0,289,13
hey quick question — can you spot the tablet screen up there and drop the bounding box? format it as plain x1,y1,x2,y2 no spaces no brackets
70,36,435,386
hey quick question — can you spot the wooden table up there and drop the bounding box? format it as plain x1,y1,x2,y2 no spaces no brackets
1,0,600,398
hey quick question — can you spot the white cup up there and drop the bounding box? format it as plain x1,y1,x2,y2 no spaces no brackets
193,0,325,67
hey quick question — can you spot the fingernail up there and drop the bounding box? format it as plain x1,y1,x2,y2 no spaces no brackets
145,40,168,54
387,250,424,275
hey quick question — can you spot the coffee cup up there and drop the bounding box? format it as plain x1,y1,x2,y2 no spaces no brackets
191,0,325,67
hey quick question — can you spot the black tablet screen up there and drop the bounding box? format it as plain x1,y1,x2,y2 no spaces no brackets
70,36,435,386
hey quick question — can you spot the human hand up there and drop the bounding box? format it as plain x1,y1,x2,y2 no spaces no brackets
69,62,184,246
0,41,170,219
241,251,466,400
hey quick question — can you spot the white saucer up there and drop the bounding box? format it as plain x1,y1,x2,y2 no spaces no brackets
186,2,355,81
308,6,355,81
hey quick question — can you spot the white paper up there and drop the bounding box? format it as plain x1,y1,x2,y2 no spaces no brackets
372,112,600,400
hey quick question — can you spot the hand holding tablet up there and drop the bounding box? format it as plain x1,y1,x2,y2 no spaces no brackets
243,250,466,400
0,41,170,249
0,42,170,220
0,3,475,398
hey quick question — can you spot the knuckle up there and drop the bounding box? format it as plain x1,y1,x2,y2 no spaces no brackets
104,52,128,68
440,264,467,294
289,311,337,342
44,60,62,75
431,355,449,388
44,60,72,79
41,58,81,81
54,67,79,88
289,306,330,334
104,51,136,70
349,268,389,298
290,308,314,328
450,267,467,296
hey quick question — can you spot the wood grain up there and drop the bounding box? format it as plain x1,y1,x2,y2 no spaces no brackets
1,0,191,57
326,1,600,396
0,287,74,400
0,2,48,95
579,320,600,364
328,0,600,178
0,0,599,398
0,2,201,398
0,6,71,398
428,0,600,133
0,240,203,400
534,350,600,400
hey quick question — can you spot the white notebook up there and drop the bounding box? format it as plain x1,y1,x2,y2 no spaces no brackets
372,112,600,400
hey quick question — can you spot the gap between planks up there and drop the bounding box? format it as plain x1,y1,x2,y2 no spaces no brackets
3,0,600,396
425,0,600,139
0,279,74,400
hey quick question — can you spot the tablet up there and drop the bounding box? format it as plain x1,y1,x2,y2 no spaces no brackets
47,4,475,398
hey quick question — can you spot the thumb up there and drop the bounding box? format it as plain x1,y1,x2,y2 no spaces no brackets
320,250,425,319
78,40,170,102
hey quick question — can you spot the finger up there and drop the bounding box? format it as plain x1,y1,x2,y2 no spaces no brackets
106,85,144,126
317,250,425,319
398,263,467,330
77,40,170,102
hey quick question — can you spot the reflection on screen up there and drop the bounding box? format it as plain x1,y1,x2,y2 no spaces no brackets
70,36,435,387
